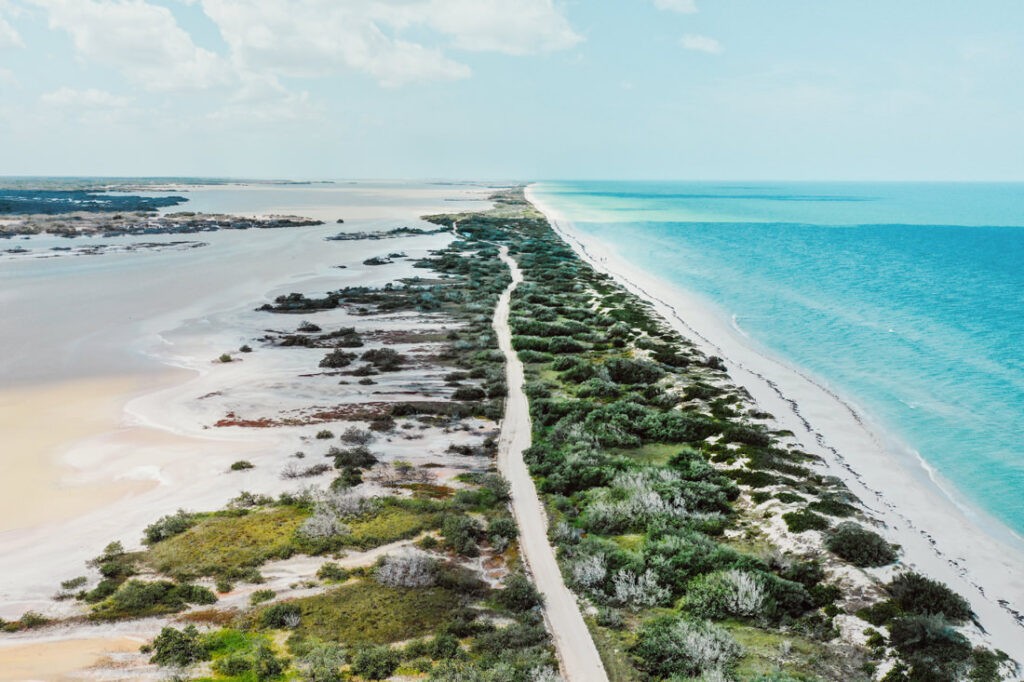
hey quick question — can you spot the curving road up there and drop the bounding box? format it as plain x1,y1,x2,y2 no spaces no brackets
492,246,609,682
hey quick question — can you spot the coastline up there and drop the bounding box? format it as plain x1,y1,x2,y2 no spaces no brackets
525,184,1024,663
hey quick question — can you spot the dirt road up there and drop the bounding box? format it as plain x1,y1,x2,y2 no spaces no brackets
492,246,609,682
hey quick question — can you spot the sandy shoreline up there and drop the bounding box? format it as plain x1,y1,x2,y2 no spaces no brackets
525,184,1024,664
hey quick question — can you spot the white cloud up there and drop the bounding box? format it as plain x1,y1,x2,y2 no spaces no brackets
0,12,23,48
418,0,582,55
195,0,579,86
654,0,698,14
680,33,723,54
40,87,133,108
30,0,232,90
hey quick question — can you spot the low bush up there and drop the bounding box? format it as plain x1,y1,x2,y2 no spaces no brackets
452,386,487,401
684,569,769,620
825,522,898,567
317,562,350,582
229,460,255,471
148,625,210,667
497,573,543,612
351,645,401,680
362,348,405,371
329,445,378,469
887,572,972,623
782,509,830,533
631,615,742,678
605,358,665,385
889,614,972,681
143,510,198,545
262,602,302,628
92,580,215,620
320,349,356,369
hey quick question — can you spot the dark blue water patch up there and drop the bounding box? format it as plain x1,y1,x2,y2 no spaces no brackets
0,189,188,215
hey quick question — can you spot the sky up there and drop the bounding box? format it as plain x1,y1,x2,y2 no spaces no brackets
0,0,1022,180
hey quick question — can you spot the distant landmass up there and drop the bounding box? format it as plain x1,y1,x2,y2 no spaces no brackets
0,189,188,215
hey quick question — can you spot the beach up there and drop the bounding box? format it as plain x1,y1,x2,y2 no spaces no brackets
525,184,1024,663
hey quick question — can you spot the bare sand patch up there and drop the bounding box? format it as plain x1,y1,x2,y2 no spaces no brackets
0,375,180,533
0,636,143,682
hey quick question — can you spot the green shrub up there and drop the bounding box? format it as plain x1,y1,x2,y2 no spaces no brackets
92,580,215,619
452,386,487,401
296,642,347,682
315,430,334,439
825,522,898,566
329,445,378,469
320,349,356,369
631,615,742,678
317,562,350,582
887,573,972,623
496,573,542,612
441,514,483,556
230,460,255,471
605,358,665,385
149,625,210,667
87,541,137,581
684,569,768,620
808,496,858,517
251,589,275,605
143,510,199,545
351,646,400,680
782,508,830,533
857,599,903,626
889,614,972,681
262,602,302,628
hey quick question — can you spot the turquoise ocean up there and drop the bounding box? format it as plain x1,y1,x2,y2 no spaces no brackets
532,182,1024,538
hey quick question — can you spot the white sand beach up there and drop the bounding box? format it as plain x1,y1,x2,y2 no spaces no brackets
525,184,1024,664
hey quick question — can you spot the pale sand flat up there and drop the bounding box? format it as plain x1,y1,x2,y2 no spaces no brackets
0,376,172,533
0,636,143,682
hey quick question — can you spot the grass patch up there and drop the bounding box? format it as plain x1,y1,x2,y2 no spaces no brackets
613,442,683,466
727,623,828,679
146,507,307,581
586,619,643,682
344,503,441,550
288,580,467,645
611,534,646,552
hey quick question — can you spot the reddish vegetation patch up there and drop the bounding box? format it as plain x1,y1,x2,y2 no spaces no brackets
214,412,278,428
369,330,451,344
176,608,239,626
213,403,393,428
400,483,455,499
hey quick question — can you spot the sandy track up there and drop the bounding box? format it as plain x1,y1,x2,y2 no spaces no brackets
492,246,608,682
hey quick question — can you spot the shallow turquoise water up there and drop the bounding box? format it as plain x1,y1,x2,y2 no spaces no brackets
534,181,1024,536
